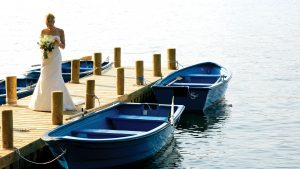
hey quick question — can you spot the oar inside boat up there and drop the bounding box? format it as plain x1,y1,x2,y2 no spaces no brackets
166,76,183,86
65,108,89,121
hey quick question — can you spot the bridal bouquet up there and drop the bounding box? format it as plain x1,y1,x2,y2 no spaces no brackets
39,35,55,59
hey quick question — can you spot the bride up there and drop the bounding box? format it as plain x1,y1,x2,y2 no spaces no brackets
29,13,76,111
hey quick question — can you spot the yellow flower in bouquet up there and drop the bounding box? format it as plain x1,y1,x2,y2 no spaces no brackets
39,35,55,59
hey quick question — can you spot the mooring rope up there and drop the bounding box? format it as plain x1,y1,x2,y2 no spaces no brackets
5,97,18,104
85,93,101,107
93,94,101,107
137,76,153,85
168,60,184,69
145,103,153,111
186,86,199,100
176,61,185,69
15,146,66,165
66,93,100,120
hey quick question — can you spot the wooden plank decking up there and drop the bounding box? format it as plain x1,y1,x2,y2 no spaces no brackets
0,66,173,168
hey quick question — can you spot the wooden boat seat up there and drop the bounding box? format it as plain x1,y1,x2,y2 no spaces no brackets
174,74,221,84
107,115,168,122
107,115,168,131
71,129,144,138
185,74,220,77
172,82,211,87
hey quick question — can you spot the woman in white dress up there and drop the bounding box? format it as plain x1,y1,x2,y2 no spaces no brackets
29,13,76,111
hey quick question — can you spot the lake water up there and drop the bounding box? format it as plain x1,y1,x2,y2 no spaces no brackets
1,0,300,168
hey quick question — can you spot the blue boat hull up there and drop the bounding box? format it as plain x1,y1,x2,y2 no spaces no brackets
48,125,174,169
204,80,229,110
152,86,209,111
42,103,184,169
152,80,229,111
151,62,232,111
0,78,38,105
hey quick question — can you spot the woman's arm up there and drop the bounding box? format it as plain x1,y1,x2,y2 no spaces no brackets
40,30,45,37
59,29,65,49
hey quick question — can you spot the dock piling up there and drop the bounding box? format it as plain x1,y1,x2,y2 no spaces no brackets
52,91,63,125
71,59,80,84
153,54,162,77
167,48,177,70
136,60,144,85
117,67,124,95
2,110,13,149
86,79,95,110
94,52,102,75
114,47,121,68
5,76,17,105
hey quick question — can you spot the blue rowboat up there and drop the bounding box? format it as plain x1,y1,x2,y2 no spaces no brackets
24,60,112,82
151,62,232,111
42,102,184,169
0,77,38,105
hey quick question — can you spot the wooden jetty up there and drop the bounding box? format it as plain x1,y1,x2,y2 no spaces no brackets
0,48,178,169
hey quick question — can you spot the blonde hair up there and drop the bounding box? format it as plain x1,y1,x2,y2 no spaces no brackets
46,13,55,23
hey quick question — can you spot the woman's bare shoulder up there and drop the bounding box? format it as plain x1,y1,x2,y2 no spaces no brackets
56,28,64,34
41,29,48,35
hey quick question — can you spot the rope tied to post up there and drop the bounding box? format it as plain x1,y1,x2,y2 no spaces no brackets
86,93,101,106
137,76,152,86
5,97,18,104
168,60,184,69
176,61,184,69
15,145,66,165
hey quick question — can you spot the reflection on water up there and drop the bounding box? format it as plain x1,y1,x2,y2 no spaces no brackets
130,99,232,168
203,99,232,129
174,99,232,168
178,99,231,133
131,138,183,169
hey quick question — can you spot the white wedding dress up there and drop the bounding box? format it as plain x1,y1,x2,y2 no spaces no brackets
29,35,76,111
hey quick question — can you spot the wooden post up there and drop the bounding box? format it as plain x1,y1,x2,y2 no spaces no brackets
167,48,177,70
52,91,63,125
71,59,80,83
5,76,17,105
85,79,95,110
136,60,144,85
2,110,13,149
117,67,124,95
114,47,121,68
93,52,102,75
153,53,162,77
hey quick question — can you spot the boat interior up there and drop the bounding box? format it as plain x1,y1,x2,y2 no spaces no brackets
63,104,174,139
166,74,223,87
162,63,230,87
